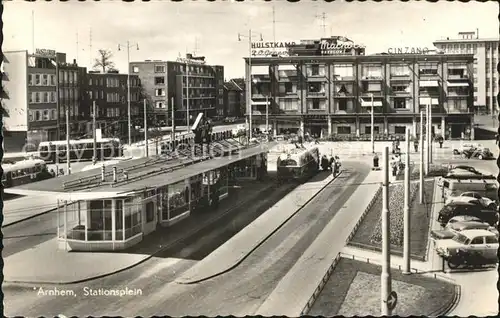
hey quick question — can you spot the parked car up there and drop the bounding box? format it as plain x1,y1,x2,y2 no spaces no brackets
437,201,498,227
450,165,481,174
461,147,494,160
453,143,482,155
435,229,499,267
431,220,498,240
446,191,498,209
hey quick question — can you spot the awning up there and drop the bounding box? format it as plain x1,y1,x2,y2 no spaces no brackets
419,98,439,105
419,80,439,87
251,101,270,106
360,99,383,107
448,65,467,69
447,82,469,87
278,64,296,71
251,65,270,75
3,189,135,201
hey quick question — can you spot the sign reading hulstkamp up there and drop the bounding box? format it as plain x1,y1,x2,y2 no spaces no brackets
35,48,56,58
250,41,295,57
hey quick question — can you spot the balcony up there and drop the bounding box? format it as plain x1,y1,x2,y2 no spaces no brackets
279,92,299,99
448,74,469,80
360,75,383,81
418,71,439,80
306,91,327,98
447,89,469,97
389,74,411,81
333,75,355,81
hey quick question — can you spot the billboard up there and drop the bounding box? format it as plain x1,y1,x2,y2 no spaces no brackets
34,48,56,58
250,41,296,57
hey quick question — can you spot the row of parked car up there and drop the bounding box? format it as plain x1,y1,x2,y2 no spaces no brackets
431,165,499,270
452,143,495,160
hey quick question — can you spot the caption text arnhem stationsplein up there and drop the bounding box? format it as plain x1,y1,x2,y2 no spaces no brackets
35,286,143,297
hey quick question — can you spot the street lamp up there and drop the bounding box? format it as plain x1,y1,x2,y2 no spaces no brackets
118,41,139,145
238,30,263,140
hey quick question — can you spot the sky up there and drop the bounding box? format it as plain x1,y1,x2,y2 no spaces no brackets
4,0,499,79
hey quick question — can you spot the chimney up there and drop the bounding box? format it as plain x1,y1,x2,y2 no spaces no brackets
186,53,193,59
113,166,117,182
73,59,77,65
101,165,105,181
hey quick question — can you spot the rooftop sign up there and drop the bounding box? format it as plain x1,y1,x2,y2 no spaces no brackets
320,38,366,55
387,47,431,55
251,41,295,57
176,57,206,65
34,48,56,58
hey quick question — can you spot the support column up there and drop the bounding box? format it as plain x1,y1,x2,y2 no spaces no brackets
470,116,475,140
412,117,417,139
327,116,332,137
441,116,446,139
299,117,304,139
273,120,277,137
111,199,116,241
383,117,388,135
356,117,360,137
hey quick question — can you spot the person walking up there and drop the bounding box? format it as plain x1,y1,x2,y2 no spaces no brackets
413,137,419,153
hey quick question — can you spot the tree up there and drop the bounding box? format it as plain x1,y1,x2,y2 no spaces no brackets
93,49,116,73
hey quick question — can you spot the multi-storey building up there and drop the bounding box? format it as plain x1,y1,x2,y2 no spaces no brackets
86,70,141,140
129,54,224,126
434,31,499,114
2,50,86,152
223,78,245,118
245,53,475,140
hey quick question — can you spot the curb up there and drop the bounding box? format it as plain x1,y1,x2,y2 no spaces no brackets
300,253,342,316
345,186,382,245
3,182,276,286
2,207,58,228
177,170,344,285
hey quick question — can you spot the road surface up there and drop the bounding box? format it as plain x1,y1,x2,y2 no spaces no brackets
4,161,370,317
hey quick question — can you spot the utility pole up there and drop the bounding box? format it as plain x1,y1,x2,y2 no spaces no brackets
171,96,176,144
425,104,430,175
144,99,149,157
381,146,392,316
371,93,375,153
265,95,269,134
419,111,424,204
92,101,97,165
76,31,79,63
429,104,433,164
66,108,71,175
272,5,276,55
186,60,190,132
32,10,35,54
118,41,139,146
403,127,411,274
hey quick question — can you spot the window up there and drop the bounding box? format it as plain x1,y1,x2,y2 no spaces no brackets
43,92,49,103
333,64,354,78
35,92,40,103
390,65,410,76
280,99,297,111
308,82,324,93
42,74,49,85
392,85,410,93
311,100,320,110
362,64,382,78
155,101,165,108
146,201,155,223
29,92,34,103
34,110,41,121
28,110,34,122
394,98,406,109
132,66,139,73
470,237,484,245
42,110,49,120
473,68,477,74
51,109,57,120
100,91,104,99
218,88,223,95
394,126,406,134
35,74,40,85
337,99,350,111
50,91,56,102
474,77,478,83
218,98,223,105
28,74,33,86
154,65,165,73
337,126,351,134
311,64,319,76
366,82,381,92
89,91,93,99
155,77,165,85
50,74,56,85
364,126,380,134
285,82,294,93
64,71,68,83
419,62,438,76
474,87,478,92
155,88,165,96
89,78,93,86
485,236,498,244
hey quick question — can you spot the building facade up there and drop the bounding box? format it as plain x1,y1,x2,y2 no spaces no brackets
129,54,224,127
2,50,88,152
245,53,475,140
86,71,142,141
434,31,499,114
223,78,245,118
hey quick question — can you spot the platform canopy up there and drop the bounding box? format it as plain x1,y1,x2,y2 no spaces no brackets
3,188,136,202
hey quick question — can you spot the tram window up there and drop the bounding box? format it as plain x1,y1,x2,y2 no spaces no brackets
40,146,48,152
50,145,56,151
443,181,450,189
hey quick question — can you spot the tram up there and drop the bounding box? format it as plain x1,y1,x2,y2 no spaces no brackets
39,138,122,163
2,159,54,188
277,147,320,181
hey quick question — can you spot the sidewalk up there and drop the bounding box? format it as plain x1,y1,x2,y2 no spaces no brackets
3,194,59,227
255,170,381,317
3,180,275,284
175,171,337,284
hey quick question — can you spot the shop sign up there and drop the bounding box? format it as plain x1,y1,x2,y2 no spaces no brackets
320,38,366,55
35,48,56,58
387,47,431,55
251,41,296,57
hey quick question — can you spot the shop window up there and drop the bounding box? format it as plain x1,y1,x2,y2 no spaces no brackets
337,126,352,134
394,126,406,134
364,126,379,134
167,181,189,219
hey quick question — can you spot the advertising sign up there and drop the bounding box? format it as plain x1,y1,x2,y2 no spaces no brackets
35,48,56,58
387,47,431,55
176,57,206,65
250,41,296,57
320,37,366,55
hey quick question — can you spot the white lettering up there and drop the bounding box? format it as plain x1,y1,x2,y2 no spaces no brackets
36,287,76,297
83,286,143,297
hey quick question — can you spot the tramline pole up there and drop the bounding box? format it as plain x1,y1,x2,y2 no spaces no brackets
92,101,97,165
381,146,393,316
403,128,411,274
65,108,71,175
144,99,149,157
118,41,139,145
419,111,424,204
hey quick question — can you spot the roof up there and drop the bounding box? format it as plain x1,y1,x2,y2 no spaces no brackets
6,143,273,196
433,38,499,44
224,80,243,92
460,229,497,238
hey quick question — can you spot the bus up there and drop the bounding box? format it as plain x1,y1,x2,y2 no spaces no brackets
38,138,122,163
441,176,498,202
2,159,54,188
277,147,320,181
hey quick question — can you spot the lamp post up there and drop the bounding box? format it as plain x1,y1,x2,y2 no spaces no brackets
371,93,375,153
238,30,263,140
118,41,139,146
184,60,191,132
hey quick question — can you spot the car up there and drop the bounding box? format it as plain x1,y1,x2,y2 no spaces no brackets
446,191,498,209
446,215,483,224
434,229,499,263
437,201,498,227
451,165,480,174
430,220,498,240
461,147,494,160
453,143,482,155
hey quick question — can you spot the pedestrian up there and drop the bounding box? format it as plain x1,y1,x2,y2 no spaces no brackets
373,153,379,169
438,136,444,149
331,156,337,176
413,138,419,152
